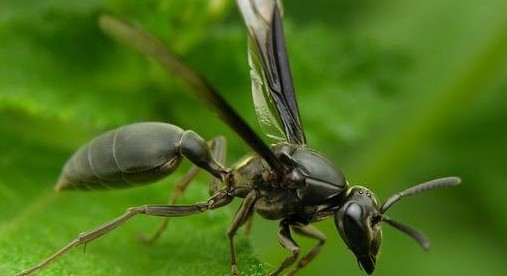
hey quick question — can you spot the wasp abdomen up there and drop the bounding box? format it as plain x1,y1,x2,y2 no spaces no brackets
56,122,184,191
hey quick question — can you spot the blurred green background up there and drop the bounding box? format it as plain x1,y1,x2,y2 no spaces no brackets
1,0,507,275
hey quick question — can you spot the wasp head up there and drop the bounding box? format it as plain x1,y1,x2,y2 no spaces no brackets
334,177,460,274
334,186,382,274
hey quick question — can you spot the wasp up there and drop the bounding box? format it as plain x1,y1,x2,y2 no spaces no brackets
17,0,460,275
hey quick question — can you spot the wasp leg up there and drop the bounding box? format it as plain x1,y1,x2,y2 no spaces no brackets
141,136,227,243
227,190,258,276
16,190,233,276
269,220,301,276
287,224,327,276
138,165,200,244
242,210,254,235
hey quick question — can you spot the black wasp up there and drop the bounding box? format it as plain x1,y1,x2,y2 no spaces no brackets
17,0,460,275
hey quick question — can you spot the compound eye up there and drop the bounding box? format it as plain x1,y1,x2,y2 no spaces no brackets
341,203,370,253
345,202,363,223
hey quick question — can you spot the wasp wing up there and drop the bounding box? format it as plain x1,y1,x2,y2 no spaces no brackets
237,0,307,145
99,15,285,174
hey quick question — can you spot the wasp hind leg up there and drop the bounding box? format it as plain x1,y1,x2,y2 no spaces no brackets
140,136,228,244
16,190,233,276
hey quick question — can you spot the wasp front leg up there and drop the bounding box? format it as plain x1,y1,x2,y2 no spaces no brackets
287,224,327,275
270,220,327,276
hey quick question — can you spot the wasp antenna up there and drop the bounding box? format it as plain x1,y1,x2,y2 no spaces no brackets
381,177,461,213
382,215,430,251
